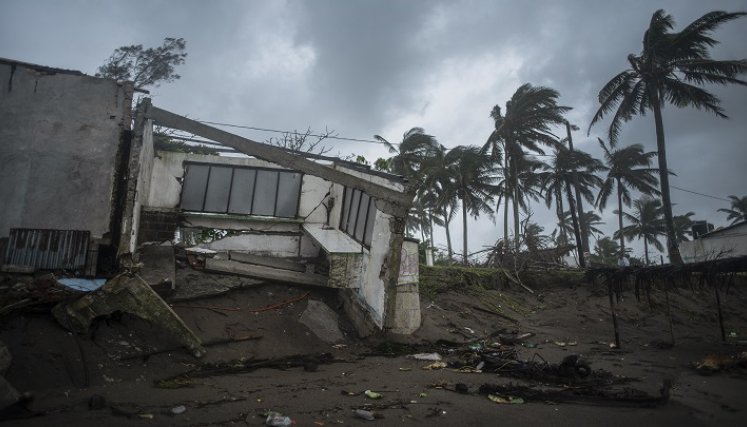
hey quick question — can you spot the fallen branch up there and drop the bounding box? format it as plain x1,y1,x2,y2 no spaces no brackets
120,335,262,360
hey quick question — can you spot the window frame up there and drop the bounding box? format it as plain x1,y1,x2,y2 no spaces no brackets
339,186,376,247
180,161,303,218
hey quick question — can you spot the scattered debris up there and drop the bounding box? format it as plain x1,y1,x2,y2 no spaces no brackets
51,273,206,358
170,405,186,415
479,379,670,408
354,409,376,421
298,300,345,344
693,353,747,373
422,361,447,370
409,353,442,361
364,390,382,399
265,411,293,426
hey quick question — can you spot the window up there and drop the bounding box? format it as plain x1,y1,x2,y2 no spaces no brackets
181,163,302,218
340,187,377,246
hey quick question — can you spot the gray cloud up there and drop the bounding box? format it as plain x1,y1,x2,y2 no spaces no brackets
2,0,746,261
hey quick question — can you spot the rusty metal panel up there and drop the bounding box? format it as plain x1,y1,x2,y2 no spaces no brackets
5,229,90,271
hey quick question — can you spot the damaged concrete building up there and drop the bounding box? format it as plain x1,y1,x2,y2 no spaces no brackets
0,58,421,339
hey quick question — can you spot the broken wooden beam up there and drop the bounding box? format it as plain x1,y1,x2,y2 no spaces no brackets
228,252,307,273
205,258,329,287
146,106,412,211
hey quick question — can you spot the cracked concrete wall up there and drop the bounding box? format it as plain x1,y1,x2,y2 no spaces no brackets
0,61,133,241
142,151,328,257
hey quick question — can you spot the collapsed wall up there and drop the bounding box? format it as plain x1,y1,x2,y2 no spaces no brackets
0,58,133,273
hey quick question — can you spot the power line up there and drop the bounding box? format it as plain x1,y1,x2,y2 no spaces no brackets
671,185,730,202
197,120,393,145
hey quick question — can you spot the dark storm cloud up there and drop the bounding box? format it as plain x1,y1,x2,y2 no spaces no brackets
1,0,746,259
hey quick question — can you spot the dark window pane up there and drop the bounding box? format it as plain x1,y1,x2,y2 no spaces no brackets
228,168,256,214
252,170,279,216
354,193,369,241
181,164,210,211
204,166,233,212
276,172,302,217
364,199,376,246
341,187,353,230
347,190,361,234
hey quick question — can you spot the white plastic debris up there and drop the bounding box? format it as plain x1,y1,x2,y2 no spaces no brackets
409,352,442,361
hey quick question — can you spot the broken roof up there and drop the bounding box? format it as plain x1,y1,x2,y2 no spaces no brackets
0,57,85,77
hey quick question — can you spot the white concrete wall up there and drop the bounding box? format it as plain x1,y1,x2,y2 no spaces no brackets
0,61,132,239
128,120,154,252
144,151,332,258
679,223,747,263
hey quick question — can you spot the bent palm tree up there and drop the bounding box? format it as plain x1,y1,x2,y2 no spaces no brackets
487,84,571,253
614,197,665,265
538,146,604,266
718,195,747,224
444,145,499,264
596,138,660,257
590,10,747,264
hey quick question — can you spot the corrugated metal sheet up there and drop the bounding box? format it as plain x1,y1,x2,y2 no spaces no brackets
5,229,90,271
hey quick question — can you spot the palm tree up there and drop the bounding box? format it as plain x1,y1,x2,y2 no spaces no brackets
556,211,605,248
590,10,747,264
596,138,660,257
673,211,695,242
487,83,571,253
374,127,439,185
443,145,499,264
614,197,665,265
718,195,747,224
422,144,460,259
538,146,604,266
591,237,622,266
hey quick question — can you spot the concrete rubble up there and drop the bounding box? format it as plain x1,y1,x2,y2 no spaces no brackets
51,273,206,358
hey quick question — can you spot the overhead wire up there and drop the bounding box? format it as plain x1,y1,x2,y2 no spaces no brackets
171,121,730,201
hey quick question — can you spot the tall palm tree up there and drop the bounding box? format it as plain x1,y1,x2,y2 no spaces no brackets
538,146,604,266
718,195,747,224
422,144,460,259
614,197,665,265
443,145,499,264
590,10,747,264
596,138,660,257
487,83,571,253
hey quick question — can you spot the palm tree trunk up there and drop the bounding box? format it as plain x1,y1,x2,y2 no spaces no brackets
443,211,453,259
649,86,682,265
643,238,650,265
429,215,435,249
462,197,469,265
512,155,521,253
557,187,567,245
566,181,586,267
503,150,509,247
617,179,625,257
566,122,588,253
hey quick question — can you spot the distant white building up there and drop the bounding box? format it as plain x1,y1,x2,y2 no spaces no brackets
679,221,747,263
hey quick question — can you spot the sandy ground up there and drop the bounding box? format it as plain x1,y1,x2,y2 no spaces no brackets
1,269,746,426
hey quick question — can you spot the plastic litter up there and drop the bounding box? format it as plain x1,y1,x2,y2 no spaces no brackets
170,405,186,415
409,352,442,361
354,409,375,421
266,412,293,426
364,390,382,399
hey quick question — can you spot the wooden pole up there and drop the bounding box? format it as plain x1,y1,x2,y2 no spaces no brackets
713,277,726,342
607,281,621,349
664,279,675,346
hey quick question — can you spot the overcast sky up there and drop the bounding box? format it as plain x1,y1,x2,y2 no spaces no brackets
2,0,746,262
